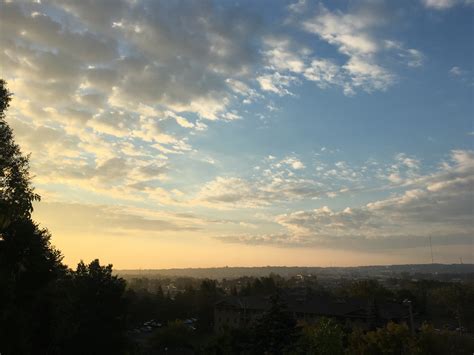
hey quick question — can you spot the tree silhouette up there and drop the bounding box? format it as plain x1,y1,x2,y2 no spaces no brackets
53,260,127,354
252,293,298,354
0,79,65,354
0,79,39,226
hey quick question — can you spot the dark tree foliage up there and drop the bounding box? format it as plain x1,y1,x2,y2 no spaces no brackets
0,80,129,354
53,260,128,354
0,79,39,224
0,79,64,354
295,318,345,355
0,219,64,354
347,322,419,355
251,293,298,354
149,320,195,351
197,279,225,331
204,327,254,354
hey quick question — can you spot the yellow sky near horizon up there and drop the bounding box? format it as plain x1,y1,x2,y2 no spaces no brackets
34,202,472,269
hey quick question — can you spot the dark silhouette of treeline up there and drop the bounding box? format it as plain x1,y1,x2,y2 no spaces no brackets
1,79,473,354
0,80,128,354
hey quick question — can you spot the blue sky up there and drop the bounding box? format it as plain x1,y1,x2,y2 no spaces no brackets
1,0,472,267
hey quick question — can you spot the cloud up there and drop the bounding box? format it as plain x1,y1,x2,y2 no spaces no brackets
35,202,201,234
302,6,394,93
191,155,350,209
304,59,345,89
0,0,266,198
299,5,423,94
288,0,307,14
384,40,424,68
257,72,297,96
262,37,307,74
218,150,474,250
281,157,305,170
449,66,464,76
421,0,474,9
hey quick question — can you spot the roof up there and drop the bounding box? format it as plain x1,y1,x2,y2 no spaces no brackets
215,294,408,320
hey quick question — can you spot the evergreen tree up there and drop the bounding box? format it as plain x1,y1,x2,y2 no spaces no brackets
252,293,298,354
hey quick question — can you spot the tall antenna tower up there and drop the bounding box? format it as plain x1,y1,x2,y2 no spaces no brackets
429,236,434,264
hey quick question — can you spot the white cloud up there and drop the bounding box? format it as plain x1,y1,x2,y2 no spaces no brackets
384,40,424,68
218,150,474,250
288,0,307,14
300,5,423,94
257,72,297,96
262,37,307,74
0,0,277,209
449,66,463,76
304,59,344,88
421,0,474,9
281,157,305,170
165,111,195,129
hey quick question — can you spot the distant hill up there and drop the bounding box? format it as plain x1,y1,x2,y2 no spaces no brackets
117,263,474,280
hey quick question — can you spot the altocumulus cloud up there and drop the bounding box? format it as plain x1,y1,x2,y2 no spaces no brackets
0,0,427,209
217,150,474,251
2,0,470,262
0,0,268,206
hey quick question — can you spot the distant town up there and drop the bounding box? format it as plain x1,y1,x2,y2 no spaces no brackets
118,263,474,281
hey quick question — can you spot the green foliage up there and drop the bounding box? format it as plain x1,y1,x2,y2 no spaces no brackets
429,283,474,330
417,323,474,355
348,322,419,355
294,318,345,355
345,279,393,301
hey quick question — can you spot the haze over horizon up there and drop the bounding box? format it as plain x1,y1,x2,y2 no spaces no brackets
1,0,473,269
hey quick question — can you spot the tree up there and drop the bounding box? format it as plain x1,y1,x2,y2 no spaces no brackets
252,293,298,354
0,219,64,354
348,322,419,355
0,79,130,354
429,283,474,331
417,323,474,355
0,79,39,225
149,320,195,351
197,279,224,331
53,260,128,354
346,279,393,301
0,79,64,354
295,318,345,355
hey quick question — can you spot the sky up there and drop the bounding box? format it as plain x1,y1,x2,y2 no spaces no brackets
0,0,473,269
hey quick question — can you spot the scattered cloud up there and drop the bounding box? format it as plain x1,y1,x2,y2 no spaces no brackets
218,150,474,250
421,0,474,10
0,0,470,262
